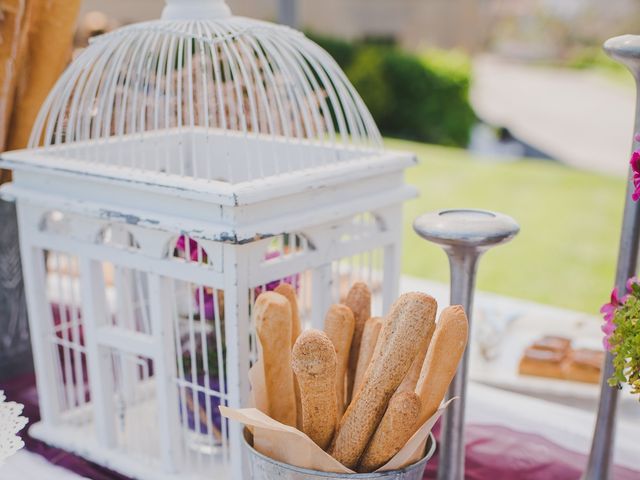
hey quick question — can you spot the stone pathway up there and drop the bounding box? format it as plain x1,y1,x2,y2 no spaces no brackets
471,55,635,177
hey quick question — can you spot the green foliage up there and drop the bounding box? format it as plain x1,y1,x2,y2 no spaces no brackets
305,31,358,69
568,47,626,74
609,286,640,397
182,333,225,379
565,47,632,86
391,138,625,314
420,48,472,84
307,32,476,147
344,47,391,122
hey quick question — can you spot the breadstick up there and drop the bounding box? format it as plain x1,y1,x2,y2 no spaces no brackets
274,282,302,345
323,304,355,414
415,305,468,425
254,291,296,427
292,329,338,450
358,391,421,472
396,319,435,394
352,317,383,397
329,292,437,469
344,282,371,402
274,282,303,427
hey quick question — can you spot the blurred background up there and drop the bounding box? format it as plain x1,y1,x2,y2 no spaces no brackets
2,2,640,475
3,0,633,387
73,0,635,315
67,0,640,439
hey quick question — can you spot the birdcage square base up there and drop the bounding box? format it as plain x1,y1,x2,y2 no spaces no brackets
29,393,230,480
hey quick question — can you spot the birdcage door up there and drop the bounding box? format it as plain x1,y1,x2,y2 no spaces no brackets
78,254,182,472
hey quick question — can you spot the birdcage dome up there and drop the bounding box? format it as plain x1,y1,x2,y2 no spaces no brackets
26,0,385,184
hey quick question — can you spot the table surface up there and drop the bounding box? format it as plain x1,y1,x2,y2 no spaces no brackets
1,380,638,480
1,276,638,479
0,450,87,480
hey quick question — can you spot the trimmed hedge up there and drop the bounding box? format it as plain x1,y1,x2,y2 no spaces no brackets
307,32,359,69
307,32,476,147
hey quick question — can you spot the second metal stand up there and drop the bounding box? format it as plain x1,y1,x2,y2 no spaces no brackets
583,34,640,480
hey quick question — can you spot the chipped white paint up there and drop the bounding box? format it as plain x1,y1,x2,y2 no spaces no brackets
0,1,417,479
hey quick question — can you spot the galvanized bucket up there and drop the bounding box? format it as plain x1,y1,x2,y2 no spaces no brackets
243,430,436,480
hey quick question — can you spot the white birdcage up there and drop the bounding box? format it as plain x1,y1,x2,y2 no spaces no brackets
0,0,417,478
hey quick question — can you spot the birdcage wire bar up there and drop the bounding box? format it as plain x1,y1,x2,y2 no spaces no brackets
28,19,382,185
9,199,405,479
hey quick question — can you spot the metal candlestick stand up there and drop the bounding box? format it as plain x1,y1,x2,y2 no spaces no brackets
413,209,519,480
583,34,640,480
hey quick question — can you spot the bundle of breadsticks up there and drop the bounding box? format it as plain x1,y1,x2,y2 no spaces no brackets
220,282,468,474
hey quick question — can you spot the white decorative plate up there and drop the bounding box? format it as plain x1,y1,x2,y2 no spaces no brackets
469,311,640,424
0,391,28,466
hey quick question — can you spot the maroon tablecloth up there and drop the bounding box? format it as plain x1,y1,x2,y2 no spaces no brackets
2,373,128,480
2,373,638,479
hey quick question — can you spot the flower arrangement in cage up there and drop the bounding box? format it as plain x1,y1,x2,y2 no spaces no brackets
179,329,226,443
174,235,301,441
174,235,300,319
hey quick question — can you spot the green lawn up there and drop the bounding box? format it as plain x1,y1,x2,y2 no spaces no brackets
388,138,627,314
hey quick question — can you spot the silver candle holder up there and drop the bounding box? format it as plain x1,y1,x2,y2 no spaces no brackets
414,209,519,480
583,35,640,480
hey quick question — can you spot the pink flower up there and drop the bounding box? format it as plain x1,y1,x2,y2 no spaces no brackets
176,235,208,263
601,277,638,351
601,320,616,336
601,287,624,321
254,250,301,295
601,298,617,351
630,151,640,202
188,248,300,320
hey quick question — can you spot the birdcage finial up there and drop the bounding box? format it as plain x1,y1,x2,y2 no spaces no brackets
161,0,231,20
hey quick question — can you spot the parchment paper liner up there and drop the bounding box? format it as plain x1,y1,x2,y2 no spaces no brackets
220,361,455,474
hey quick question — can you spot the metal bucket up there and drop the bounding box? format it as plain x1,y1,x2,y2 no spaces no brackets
243,429,436,480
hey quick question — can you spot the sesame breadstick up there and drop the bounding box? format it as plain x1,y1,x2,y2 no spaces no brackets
323,304,355,414
292,329,338,450
329,292,437,469
344,282,371,403
254,291,297,427
415,305,468,426
396,319,436,394
352,317,383,397
358,391,421,472
274,282,303,427
274,282,302,345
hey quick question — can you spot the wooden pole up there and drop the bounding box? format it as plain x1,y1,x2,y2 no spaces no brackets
0,0,32,153
7,0,81,152
583,34,640,480
0,0,80,385
1,0,81,184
